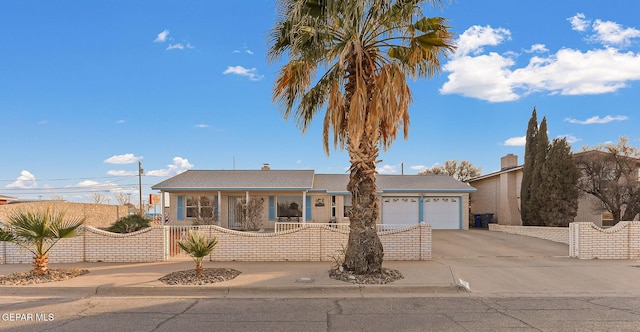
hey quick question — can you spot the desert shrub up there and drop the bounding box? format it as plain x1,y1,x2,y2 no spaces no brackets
235,198,264,231
108,214,150,233
178,230,218,275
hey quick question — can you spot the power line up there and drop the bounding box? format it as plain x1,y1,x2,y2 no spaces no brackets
0,175,137,183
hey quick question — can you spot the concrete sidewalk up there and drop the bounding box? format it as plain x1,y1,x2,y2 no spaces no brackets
2,256,640,298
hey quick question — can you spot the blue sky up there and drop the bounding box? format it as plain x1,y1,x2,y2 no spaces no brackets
1,0,639,204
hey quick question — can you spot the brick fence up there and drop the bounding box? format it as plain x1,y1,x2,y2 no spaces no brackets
0,224,431,264
489,224,570,244
0,226,165,264
489,222,640,260
202,224,431,262
569,221,640,259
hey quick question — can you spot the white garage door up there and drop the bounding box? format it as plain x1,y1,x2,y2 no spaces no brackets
382,197,419,227
424,197,460,229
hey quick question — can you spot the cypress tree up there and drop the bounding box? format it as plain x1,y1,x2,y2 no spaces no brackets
529,116,549,226
520,108,538,226
537,138,579,226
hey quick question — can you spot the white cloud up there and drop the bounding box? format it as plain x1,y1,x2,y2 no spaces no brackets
556,134,581,144
223,65,264,81
76,180,102,188
568,13,590,32
440,19,640,102
246,50,254,55
166,43,183,50
565,115,629,124
454,25,511,57
115,119,126,124
146,157,194,177
525,44,548,53
504,136,526,146
441,51,519,102
154,29,170,43
104,154,142,165
377,165,398,174
410,165,428,172
6,170,37,189
570,13,640,47
166,42,194,51
592,19,640,47
194,124,209,128
73,180,125,194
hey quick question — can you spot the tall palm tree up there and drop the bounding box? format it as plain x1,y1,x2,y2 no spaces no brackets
269,0,455,274
0,209,84,275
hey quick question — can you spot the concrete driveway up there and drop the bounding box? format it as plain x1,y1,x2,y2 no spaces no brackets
432,229,569,258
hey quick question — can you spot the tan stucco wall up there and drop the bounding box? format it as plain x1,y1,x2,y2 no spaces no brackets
0,202,129,228
469,177,500,222
489,224,569,244
470,170,523,226
470,168,607,227
575,194,605,226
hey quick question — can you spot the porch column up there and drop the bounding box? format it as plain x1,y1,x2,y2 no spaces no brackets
160,191,166,226
217,191,222,227
302,191,307,224
246,191,250,223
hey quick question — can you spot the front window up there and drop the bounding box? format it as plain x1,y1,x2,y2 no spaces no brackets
343,195,352,218
186,195,218,222
277,196,303,218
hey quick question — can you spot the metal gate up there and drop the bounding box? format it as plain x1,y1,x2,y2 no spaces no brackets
166,226,200,259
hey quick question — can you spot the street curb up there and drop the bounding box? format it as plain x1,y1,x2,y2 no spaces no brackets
1,284,462,298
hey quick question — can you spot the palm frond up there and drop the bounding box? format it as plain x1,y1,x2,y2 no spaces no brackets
178,231,218,259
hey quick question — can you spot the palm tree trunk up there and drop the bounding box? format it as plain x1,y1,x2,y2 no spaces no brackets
33,254,49,275
195,258,203,276
343,135,384,274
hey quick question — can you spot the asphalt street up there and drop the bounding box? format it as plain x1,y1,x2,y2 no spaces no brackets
2,296,640,331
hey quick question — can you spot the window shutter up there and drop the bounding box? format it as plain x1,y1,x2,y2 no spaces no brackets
177,196,184,221
305,195,312,221
268,196,275,220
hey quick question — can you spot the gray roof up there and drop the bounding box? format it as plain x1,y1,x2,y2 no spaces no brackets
311,174,350,193
153,170,475,193
377,175,476,193
151,170,315,191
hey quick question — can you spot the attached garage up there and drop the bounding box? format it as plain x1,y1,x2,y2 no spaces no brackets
424,196,461,229
382,197,420,226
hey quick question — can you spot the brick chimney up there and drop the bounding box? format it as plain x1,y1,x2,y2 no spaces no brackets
501,154,518,170
261,163,271,170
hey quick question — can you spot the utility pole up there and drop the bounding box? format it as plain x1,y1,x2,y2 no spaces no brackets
138,161,144,215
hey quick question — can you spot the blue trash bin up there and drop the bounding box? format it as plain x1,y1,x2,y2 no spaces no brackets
474,214,482,228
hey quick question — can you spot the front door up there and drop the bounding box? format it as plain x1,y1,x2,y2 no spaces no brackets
228,196,244,229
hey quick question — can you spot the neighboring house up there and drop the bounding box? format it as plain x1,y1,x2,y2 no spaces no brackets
0,195,18,205
468,154,523,226
468,153,639,227
151,168,476,230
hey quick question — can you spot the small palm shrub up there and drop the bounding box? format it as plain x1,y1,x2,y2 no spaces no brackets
0,209,84,275
178,230,218,275
107,214,150,233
